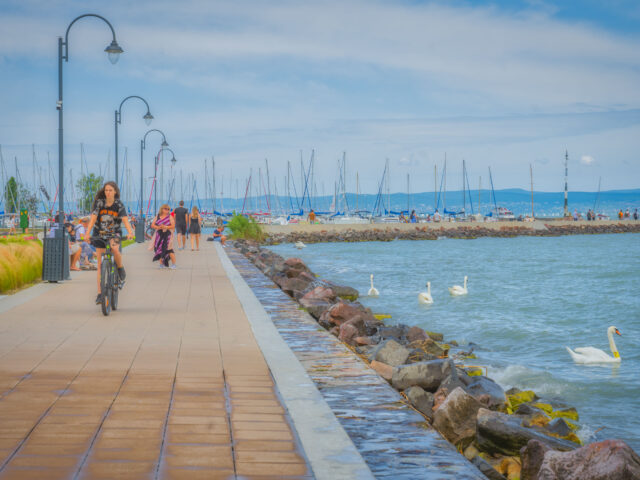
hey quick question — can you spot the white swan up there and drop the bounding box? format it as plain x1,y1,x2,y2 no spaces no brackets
418,282,434,304
566,326,622,364
448,276,468,296
368,274,379,297
294,241,306,249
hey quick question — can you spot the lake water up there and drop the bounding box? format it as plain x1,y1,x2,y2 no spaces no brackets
270,233,640,451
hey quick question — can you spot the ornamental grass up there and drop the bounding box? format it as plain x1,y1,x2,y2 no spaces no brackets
0,236,43,293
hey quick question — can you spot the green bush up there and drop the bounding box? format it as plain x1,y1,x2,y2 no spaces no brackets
227,214,265,242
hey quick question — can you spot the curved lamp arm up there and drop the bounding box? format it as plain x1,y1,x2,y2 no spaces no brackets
156,147,177,166
63,14,122,63
117,95,153,125
142,129,168,149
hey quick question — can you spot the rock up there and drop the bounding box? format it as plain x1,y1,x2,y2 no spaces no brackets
544,418,573,438
299,299,333,319
516,403,544,416
407,326,429,343
466,376,508,410
283,257,310,277
338,322,360,346
299,286,336,318
520,439,552,480
300,285,336,303
404,386,434,420
522,438,640,480
378,324,410,342
463,443,479,461
496,456,522,480
391,359,453,391
433,387,484,446
476,408,578,456
372,339,410,367
325,282,359,301
407,348,439,363
370,360,393,381
471,456,507,480
326,302,363,326
408,338,446,357
274,275,313,297
425,331,444,341
433,370,468,410
354,336,375,346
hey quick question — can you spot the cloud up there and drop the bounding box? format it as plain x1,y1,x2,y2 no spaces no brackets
580,155,595,165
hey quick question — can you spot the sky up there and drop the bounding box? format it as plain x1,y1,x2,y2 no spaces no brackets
1,0,639,199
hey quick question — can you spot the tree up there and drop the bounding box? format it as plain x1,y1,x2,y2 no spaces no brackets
4,177,19,213
76,173,104,213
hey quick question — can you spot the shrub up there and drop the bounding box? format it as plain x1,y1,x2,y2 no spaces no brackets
226,214,265,242
0,236,43,293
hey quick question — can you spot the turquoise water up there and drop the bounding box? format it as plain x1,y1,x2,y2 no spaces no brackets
270,233,640,450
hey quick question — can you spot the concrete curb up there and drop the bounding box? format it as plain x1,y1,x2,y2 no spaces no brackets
215,243,374,480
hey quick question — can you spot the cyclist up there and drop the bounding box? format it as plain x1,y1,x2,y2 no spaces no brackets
84,181,134,304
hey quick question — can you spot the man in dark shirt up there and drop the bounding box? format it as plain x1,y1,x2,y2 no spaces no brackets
173,200,189,250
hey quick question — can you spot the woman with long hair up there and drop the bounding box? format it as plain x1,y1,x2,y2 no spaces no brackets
188,205,202,251
84,181,134,304
151,204,177,269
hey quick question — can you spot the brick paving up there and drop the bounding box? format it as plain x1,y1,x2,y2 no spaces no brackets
0,243,311,479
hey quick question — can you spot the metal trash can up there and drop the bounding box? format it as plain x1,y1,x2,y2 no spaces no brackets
42,226,70,282
135,216,145,243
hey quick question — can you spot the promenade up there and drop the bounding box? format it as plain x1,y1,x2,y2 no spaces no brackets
0,242,371,479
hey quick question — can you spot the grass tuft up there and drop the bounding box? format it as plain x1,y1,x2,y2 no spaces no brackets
0,236,43,293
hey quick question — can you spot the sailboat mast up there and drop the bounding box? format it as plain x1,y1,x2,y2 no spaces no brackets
356,172,359,212
434,164,437,210
530,164,535,218
462,159,466,215
563,150,569,217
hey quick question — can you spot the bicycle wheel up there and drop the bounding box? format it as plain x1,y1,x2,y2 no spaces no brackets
100,257,112,316
111,266,119,311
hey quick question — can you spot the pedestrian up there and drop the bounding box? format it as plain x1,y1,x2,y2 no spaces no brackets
410,210,417,223
7,214,17,235
307,209,316,223
188,206,202,251
151,204,177,269
173,200,188,250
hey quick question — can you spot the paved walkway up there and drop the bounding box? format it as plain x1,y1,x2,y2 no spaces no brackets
0,242,349,479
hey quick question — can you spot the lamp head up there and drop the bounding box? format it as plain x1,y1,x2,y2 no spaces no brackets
171,156,177,166
105,40,123,64
143,112,154,126
161,139,169,147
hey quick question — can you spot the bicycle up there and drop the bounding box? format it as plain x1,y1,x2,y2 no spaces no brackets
91,232,123,316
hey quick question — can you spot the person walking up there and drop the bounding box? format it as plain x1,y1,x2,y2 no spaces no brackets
188,206,202,251
173,200,188,250
151,204,177,269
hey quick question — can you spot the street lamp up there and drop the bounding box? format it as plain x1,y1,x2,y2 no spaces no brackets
137,129,168,242
115,95,153,185
49,13,122,282
154,147,177,214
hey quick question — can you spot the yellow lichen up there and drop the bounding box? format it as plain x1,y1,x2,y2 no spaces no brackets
507,390,537,410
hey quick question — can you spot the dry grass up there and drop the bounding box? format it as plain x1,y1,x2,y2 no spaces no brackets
0,236,43,293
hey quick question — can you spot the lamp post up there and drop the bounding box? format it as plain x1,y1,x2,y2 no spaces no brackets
137,129,168,242
49,13,122,282
153,147,176,214
115,96,153,185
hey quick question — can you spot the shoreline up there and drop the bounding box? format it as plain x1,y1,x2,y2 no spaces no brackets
233,238,640,479
262,219,640,245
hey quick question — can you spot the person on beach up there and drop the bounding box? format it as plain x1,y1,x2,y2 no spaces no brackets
151,204,177,269
212,226,227,246
410,210,417,223
307,209,316,223
618,209,624,219
624,208,630,218
188,206,202,251
84,181,134,305
7,215,17,235
433,209,441,222
173,200,188,250
634,209,638,220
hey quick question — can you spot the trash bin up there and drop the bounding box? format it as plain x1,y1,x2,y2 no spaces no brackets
42,226,70,282
135,217,145,243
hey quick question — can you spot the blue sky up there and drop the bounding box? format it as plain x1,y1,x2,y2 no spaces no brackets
1,0,639,199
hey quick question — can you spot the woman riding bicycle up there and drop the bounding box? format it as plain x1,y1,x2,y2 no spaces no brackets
84,181,134,304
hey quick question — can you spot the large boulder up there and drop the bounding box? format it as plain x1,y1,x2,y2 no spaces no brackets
432,387,484,445
408,338,446,357
370,360,393,381
433,371,468,411
521,438,640,480
274,275,313,298
465,376,508,410
476,408,578,456
299,286,336,318
404,386,434,420
283,257,311,278
326,302,363,326
325,281,359,301
372,339,410,367
391,359,452,391
407,326,429,343
378,324,410,342
471,456,507,480
338,316,366,346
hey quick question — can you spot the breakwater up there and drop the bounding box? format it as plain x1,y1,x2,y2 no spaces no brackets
234,238,640,479
262,220,640,245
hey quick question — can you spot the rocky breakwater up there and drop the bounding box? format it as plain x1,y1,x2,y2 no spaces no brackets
234,238,640,480
262,222,640,245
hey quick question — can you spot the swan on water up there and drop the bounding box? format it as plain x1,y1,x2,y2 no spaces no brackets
566,326,622,364
294,241,306,249
418,282,434,304
368,274,379,297
448,276,468,296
